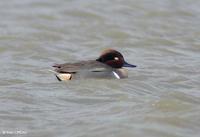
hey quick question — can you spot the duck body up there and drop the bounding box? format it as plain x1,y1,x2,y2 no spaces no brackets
52,49,136,81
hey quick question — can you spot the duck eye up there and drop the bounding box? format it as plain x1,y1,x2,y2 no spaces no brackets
114,57,119,60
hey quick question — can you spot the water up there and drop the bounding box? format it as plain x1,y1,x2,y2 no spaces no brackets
0,0,200,137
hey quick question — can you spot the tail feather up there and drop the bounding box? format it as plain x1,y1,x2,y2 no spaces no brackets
56,75,62,81
52,64,61,68
49,70,72,81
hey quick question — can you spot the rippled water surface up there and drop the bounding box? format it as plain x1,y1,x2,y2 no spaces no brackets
0,0,200,137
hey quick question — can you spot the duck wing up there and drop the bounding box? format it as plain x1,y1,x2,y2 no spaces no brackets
53,60,112,73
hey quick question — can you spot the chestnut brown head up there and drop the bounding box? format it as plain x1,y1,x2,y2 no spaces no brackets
96,49,136,68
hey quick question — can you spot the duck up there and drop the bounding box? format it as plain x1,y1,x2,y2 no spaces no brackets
51,49,136,81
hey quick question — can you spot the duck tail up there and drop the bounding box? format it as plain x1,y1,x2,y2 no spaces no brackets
49,70,72,81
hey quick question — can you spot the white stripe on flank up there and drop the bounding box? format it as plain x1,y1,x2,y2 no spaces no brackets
112,71,120,79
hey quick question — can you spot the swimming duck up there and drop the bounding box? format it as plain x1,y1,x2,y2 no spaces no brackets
51,49,136,81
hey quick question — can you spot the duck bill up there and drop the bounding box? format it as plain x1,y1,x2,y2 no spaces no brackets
123,61,136,68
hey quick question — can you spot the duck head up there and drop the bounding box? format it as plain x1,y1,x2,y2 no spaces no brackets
96,49,136,68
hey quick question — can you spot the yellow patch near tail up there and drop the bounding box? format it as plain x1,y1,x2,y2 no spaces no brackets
48,70,72,81
56,73,72,81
